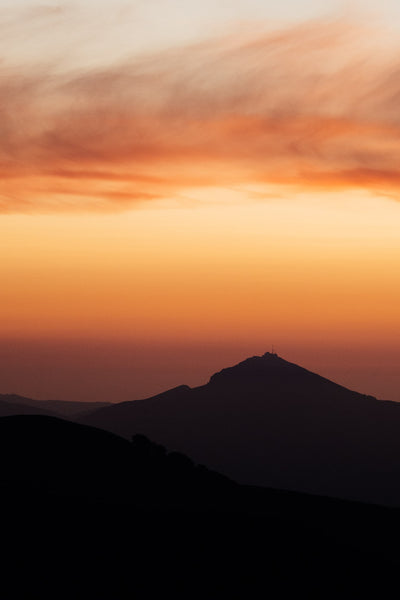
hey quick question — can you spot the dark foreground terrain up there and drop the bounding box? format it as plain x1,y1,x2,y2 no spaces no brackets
1,415,400,599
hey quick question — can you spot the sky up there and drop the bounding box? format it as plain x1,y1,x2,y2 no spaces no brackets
2,0,400,402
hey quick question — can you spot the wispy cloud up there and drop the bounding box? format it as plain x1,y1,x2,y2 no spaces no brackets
1,12,400,212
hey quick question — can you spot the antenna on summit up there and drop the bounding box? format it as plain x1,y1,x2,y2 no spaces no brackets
271,344,276,355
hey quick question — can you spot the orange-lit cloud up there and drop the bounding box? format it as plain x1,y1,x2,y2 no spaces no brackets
2,15,400,212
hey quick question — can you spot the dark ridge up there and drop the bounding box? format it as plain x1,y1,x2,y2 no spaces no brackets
80,383,193,425
0,397,59,418
0,393,40,404
0,394,112,418
28,399,113,417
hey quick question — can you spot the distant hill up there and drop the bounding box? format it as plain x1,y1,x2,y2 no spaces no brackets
0,393,111,418
0,395,59,417
22,398,112,417
1,414,400,599
81,352,400,506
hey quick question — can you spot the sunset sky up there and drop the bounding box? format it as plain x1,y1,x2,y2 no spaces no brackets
2,0,400,402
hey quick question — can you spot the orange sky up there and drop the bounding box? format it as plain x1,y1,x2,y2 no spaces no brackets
2,191,400,401
1,5,400,402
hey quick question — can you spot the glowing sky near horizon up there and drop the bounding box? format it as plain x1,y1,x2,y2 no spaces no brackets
2,0,400,402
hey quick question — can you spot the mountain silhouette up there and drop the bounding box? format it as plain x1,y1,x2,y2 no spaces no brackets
81,352,400,506
1,414,400,599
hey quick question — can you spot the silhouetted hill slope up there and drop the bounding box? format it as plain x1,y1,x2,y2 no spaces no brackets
1,414,400,599
82,352,400,506
0,393,111,417
0,414,232,505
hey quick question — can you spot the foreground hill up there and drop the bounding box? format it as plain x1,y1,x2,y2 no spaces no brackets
1,414,400,599
0,414,231,505
81,352,400,506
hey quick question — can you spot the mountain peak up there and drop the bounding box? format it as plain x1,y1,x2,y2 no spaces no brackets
208,352,301,386
262,351,279,358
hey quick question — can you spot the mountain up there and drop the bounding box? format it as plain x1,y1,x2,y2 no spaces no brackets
1,414,400,599
81,352,400,506
0,393,111,418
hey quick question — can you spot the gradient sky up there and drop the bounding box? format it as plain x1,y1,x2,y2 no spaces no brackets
2,0,400,402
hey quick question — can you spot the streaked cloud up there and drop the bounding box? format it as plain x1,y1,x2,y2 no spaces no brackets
1,12,400,212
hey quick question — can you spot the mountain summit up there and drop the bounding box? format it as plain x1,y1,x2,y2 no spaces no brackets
207,352,377,408
209,352,295,384
208,352,370,396
81,352,400,506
